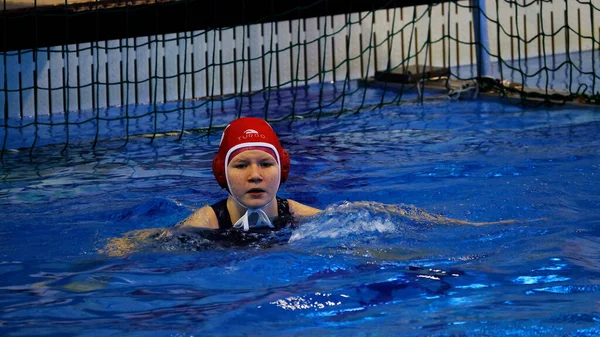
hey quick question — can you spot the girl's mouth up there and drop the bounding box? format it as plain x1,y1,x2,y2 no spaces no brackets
247,188,266,196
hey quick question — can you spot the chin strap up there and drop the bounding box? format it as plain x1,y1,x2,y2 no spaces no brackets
232,208,275,231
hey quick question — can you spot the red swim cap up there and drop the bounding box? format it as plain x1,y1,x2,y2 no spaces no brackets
212,117,290,191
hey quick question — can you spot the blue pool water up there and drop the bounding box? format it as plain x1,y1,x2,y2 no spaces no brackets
1,97,599,336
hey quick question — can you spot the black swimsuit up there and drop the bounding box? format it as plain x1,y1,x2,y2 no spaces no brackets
210,197,294,230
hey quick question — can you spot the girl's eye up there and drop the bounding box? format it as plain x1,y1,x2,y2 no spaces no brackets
260,162,275,168
233,163,248,169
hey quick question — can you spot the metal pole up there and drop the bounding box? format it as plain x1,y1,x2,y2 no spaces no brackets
472,0,491,78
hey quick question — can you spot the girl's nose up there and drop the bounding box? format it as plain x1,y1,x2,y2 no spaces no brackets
247,164,262,182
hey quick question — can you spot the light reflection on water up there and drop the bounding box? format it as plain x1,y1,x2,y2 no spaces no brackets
0,100,599,336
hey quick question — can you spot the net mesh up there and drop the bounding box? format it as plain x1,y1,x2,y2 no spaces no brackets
1,0,599,156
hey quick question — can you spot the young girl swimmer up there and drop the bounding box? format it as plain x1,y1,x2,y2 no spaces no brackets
177,117,321,231
101,118,320,256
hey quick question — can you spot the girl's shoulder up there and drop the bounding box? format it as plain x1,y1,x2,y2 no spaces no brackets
177,205,220,229
286,199,322,217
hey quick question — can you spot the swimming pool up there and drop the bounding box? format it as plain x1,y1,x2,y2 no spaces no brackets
1,96,599,336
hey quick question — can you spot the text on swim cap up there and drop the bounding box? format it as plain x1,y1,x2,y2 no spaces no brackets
239,129,266,140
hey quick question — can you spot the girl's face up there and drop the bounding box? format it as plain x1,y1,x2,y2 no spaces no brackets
227,150,280,209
